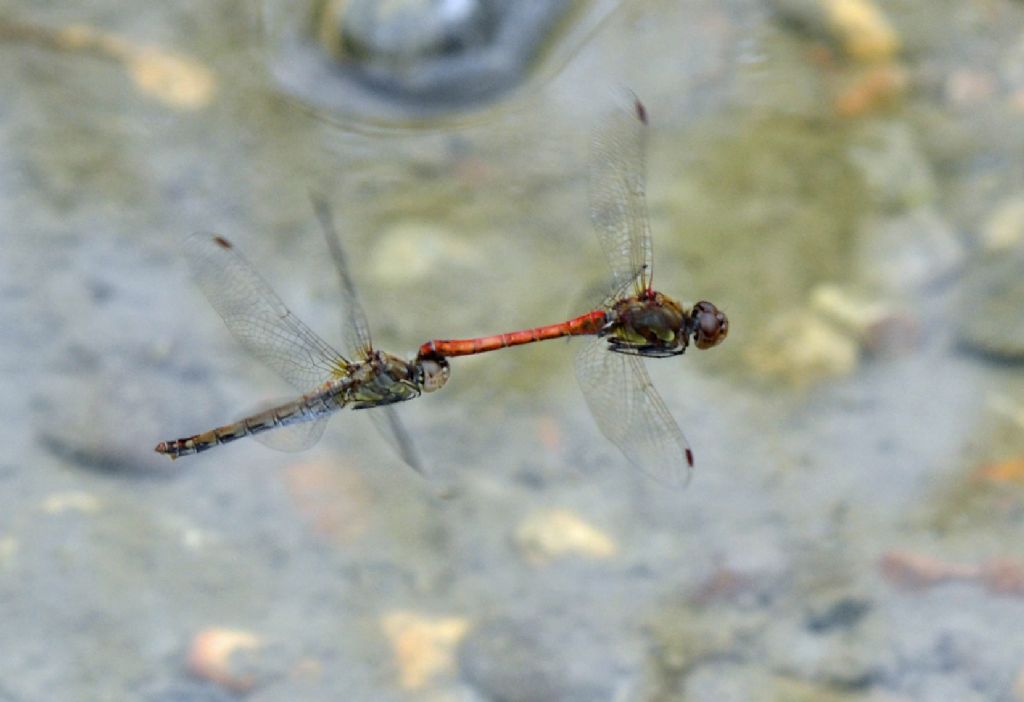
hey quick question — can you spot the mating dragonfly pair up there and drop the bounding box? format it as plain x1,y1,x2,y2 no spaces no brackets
155,97,729,486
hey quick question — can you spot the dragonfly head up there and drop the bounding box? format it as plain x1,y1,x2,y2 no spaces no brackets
418,356,450,392
687,301,729,350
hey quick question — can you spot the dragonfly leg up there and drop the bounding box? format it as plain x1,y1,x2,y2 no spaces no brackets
352,398,403,410
606,337,686,358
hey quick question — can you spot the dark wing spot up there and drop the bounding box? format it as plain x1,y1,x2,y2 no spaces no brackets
685,448,694,467
634,99,648,125
212,235,233,249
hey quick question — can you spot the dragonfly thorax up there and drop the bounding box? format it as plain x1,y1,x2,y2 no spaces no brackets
607,294,728,357
357,349,450,398
344,351,423,406
608,292,687,355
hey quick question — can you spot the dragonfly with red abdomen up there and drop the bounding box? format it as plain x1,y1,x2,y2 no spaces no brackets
417,95,728,485
155,200,450,475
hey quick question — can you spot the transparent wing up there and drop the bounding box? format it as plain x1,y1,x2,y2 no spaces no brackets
252,416,330,452
185,233,349,392
365,405,426,476
311,197,429,477
589,91,654,294
574,336,693,487
311,195,374,360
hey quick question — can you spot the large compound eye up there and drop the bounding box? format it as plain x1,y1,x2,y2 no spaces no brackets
420,357,450,392
692,301,729,350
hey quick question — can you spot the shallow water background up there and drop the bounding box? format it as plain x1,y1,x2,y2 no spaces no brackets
2,1,1024,700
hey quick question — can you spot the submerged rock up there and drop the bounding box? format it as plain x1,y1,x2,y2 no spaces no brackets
771,0,901,63
380,610,470,691
855,208,964,294
263,0,577,119
185,628,271,693
459,617,618,702
513,508,618,566
746,311,859,386
982,196,1024,251
957,251,1024,362
317,0,573,103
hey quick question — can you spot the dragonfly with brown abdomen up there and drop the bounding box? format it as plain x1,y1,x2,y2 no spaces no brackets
155,200,449,475
417,95,728,486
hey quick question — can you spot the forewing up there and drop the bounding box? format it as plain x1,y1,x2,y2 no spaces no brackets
251,416,330,452
311,196,374,361
185,233,348,392
589,92,654,293
365,405,426,476
574,337,693,487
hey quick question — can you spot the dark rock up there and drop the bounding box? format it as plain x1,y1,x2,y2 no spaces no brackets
957,251,1024,362
806,596,872,633
458,617,616,702
322,0,573,104
264,0,575,119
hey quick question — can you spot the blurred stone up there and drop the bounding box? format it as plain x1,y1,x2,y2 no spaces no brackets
1002,34,1024,97
284,459,372,545
824,0,899,62
682,663,775,702
684,663,870,702
186,628,267,693
290,657,324,682
847,122,936,210
833,63,909,118
862,693,921,702
810,284,917,355
381,610,470,691
646,604,740,684
945,68,997,109
145,680,238,702
987,394,1024,434
458,618,615,702
331,0,493,61
1010,91,1024,115
804,595,871,633
771,0,900,62
0,20,215,110
856,208,964,294
1014,666,1024,702
877,551,1024,596
746,312,858,386
514,509,617,566
40,491,102,515
369,221,483,284
974,457,1024,485
0,537,16,569
310,0,573,105
957,251,1024,362
127,47,216,110
690,567,756,606
979,559,1024,596
772,675,873,701
917,675,989,702
763,611,884,691
879,550,975,589
982,197,1024,251
534,415,563,453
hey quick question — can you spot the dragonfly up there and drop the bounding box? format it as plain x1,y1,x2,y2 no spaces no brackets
155,199,450,474
416,96,728,485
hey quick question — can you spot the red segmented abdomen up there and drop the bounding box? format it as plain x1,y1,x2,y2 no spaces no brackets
419,310,607,358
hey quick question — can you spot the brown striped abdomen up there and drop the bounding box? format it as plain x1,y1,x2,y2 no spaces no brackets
154,394,332,459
